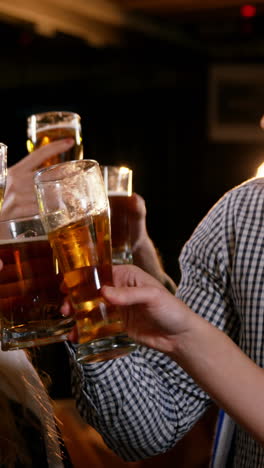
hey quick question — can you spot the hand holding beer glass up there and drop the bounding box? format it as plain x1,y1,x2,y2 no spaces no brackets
102,165,133,265
27,110,83,168
34,160,136,363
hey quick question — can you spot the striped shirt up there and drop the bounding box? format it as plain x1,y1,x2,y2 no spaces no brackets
69,177,264,467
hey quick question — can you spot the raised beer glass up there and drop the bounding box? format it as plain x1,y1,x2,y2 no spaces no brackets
34,159,136,363
0,143,7,211
27,110,83,168
101,165,133,264
0,215,74,350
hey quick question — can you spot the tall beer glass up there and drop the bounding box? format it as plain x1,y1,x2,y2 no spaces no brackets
101,165,133,265
34,160,136,363
27,111,83,168
0,215,74,350
0,143,7,211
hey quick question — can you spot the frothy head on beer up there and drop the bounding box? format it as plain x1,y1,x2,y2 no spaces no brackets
26,111,83,167
34,159,108,233
101,166,132,196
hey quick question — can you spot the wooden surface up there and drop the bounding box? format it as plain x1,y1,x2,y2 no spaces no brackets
54,399,218,468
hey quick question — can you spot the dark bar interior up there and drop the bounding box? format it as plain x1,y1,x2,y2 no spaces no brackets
1,1,264,466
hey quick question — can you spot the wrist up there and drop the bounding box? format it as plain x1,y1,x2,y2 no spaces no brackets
132,236,164,276
132,236,177,293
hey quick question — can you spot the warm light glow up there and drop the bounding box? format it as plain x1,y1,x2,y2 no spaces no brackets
120,166,130,174
240,4,257,18
256,162,264,178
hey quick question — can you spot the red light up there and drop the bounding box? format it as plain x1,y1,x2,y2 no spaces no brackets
240,4,257,18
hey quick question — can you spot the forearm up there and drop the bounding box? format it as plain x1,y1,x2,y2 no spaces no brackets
171,315,264,445
132,236,177,294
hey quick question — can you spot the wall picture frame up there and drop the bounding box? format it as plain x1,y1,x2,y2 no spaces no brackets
208,64,264,142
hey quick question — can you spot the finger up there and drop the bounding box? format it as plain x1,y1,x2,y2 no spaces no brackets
101,284,159,306
61,300,72,317
18,139,75,171
112,264,164,288
128,193,146,218
0,259,3,271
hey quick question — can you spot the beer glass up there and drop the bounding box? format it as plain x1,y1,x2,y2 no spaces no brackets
27,110,83,168
34,160,136,363
0,215,75,351
0,143,7,211
101,165,133,265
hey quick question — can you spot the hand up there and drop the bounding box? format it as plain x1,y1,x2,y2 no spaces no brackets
127,193,177,293
1,139,75,220
126,193,148,251
101,264,191,354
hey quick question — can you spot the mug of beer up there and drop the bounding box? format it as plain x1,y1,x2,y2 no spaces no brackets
26,110,83,168
101,165,133,265
0,143,7,212
0,215,75,351
34,160,136,363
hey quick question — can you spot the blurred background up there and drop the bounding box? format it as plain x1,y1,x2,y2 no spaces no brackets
1,0,264,285
2,2,264,465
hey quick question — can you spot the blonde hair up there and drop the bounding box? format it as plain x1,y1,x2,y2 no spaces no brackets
0,385,32,467
0,349,63,468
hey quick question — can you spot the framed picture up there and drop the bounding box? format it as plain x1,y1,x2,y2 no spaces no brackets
208,64,264,142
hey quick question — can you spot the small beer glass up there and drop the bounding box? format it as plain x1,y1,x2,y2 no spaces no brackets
27,110,83,168
101,165,133,265
0,143,7,211
0,215,74,350
34,160,136,363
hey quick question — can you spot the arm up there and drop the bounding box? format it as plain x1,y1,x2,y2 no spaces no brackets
129,193,177,293
1,139,74,220
102,265,264,446
68,190,235,461
67,258,211,460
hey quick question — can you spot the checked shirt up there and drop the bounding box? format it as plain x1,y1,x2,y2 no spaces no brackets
69,177,264,468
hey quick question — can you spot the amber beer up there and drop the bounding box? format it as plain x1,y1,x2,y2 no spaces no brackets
34,159,136,362
101,166,133,264
0,218,74,350
48,211,124,345
0,186,5,211
108,191,132,264
27,111,83,168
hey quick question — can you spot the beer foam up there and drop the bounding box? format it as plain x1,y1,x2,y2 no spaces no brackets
0,235,48,245
108,191,129,197
36,123,79,132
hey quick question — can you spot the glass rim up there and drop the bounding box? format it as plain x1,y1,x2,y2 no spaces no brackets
0,142,8,151
34,158,99,184
100,164,132,173
0,213,41,225
27,110,81,123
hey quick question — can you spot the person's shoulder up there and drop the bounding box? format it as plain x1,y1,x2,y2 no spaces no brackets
229,176,264,195
210,177,264,225
199,177,264,224
214,177,264,208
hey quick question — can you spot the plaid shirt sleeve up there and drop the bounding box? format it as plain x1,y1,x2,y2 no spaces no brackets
66,184,245,462
176,188,239,339
67,344,211,461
